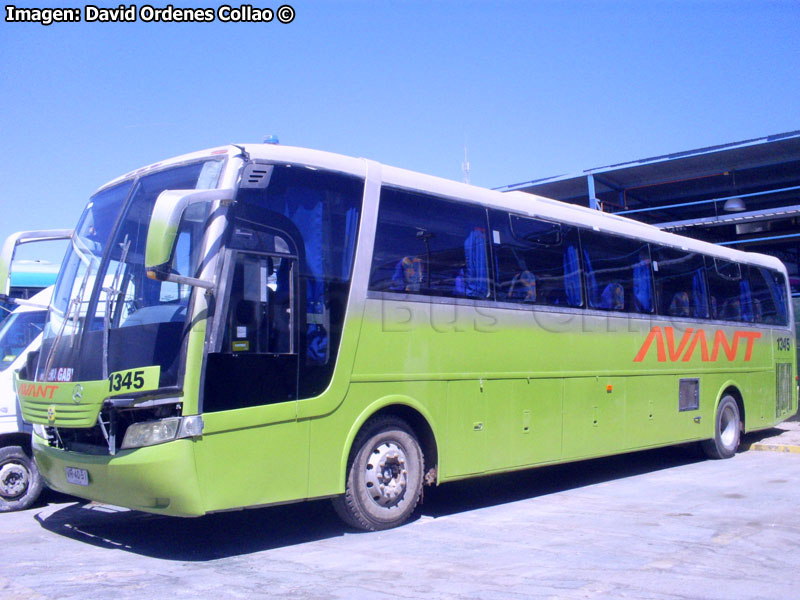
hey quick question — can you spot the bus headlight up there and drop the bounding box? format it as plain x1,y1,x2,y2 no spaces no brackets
121,416,204,450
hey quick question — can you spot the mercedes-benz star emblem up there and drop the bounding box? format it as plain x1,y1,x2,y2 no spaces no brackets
72,384,84,404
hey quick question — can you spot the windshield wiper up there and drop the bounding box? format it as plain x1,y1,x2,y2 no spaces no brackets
71,233,97,268
44,232,101,325
101,236,131,380
42,256,96,381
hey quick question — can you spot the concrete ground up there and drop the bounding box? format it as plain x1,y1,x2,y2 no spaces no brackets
741,411,800,452
1,426,799,600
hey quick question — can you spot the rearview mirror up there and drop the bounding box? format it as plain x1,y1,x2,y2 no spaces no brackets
145,188,235,289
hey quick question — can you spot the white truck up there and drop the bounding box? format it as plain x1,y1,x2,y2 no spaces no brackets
0,288,50,511
0,229,71,511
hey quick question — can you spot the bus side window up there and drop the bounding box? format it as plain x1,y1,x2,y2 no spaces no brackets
369,188,490,300
580,231,653,314
766,268,790,326
489,210,582,307
707,258,745,322
651,246,708,319
748,265,788,325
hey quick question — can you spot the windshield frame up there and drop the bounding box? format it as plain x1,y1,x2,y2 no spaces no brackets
38,156,227,387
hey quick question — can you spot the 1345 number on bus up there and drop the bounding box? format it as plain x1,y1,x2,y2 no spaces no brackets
107,366,160,393
109,370,145,392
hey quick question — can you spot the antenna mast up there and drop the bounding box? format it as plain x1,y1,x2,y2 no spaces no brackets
462,144,470,185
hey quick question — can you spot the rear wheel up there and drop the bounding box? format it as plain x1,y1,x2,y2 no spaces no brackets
0,446,44,512
333,416,423,531
701,395,741,459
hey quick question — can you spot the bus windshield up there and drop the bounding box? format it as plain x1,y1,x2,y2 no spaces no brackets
37,159,223,386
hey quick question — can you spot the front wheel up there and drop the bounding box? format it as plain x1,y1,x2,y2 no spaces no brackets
701,395,741,459
0,446,44,512
333,416,424,531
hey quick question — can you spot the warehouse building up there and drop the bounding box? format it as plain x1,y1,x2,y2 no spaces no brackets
500,130,800,313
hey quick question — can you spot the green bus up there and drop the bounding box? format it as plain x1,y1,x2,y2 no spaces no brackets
11,144,797,530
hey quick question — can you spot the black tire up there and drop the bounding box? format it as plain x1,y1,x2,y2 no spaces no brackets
332,416,424,531
0,445,44,512
701,395,741,459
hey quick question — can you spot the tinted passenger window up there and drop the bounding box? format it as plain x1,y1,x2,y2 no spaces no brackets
747,266,789,325
370,189,490,299
767,269,790,326
581,231,653,313
490,210,582,307
652,246,708,318
707,258,745,321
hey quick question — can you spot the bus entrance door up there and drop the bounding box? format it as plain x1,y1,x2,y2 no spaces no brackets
203,251,299,411
198,247,308,511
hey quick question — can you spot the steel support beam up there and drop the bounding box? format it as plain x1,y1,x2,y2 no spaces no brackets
617,184,800,216
588,174,599,210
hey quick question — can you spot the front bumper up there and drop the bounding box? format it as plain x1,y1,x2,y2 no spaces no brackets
33,432,206,516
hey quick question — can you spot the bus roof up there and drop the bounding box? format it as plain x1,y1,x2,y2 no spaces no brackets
95,143,787,275
10,260,59,288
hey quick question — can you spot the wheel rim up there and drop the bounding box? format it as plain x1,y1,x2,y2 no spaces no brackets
0,461,30,499
364,441,408,508
719,403,738,450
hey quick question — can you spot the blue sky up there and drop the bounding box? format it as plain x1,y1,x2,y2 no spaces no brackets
2,0,798,264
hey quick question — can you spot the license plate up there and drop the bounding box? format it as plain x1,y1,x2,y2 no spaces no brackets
65,467,89,487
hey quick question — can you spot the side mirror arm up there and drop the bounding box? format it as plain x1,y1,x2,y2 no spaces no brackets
146,269,215,290
0,229,73,300
144,188,235,289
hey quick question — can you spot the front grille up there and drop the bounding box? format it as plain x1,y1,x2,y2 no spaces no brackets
40,424,109,454
22,399,100,426
40,401,183,455
58,424,110,454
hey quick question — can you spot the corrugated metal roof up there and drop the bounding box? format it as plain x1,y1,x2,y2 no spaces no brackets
500,130,800,233
500,130,800,194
